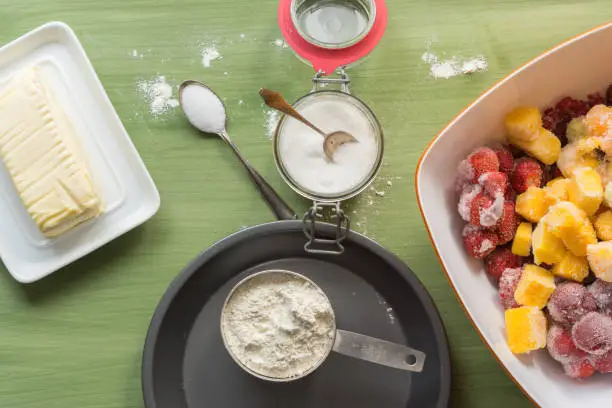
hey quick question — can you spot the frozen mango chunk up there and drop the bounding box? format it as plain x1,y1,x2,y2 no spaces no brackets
514,264,556,308
505,306,547,354
545,177,570,202
594,210,612,241
552,252,589,282
568,167,603,216
544,202,597,257
562,222,598,257
557,142,600,178
585,104,612,137
515,187,551,222
510,127,561,165
512,222,532,257
532,221,566,265
505,107,541,142
587,242,612,282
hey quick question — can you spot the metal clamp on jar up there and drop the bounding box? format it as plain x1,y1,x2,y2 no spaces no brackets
273,70,384,255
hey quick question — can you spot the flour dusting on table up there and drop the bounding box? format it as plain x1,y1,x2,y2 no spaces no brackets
422,47,488,79
137,75,179,117
273,39,289,48
201,44,222,68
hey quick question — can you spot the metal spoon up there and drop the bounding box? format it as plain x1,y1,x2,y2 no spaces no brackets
259,88,358,161
179,80,296,221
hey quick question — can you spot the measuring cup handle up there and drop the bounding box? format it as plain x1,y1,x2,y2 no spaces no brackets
332,330,426,373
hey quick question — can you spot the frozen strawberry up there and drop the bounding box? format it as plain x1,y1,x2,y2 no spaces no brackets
591,349,612,373
548,282,598,326
494,201,520,245
571,312,612,355
548,325,587,364
457,184,482,222
478,172,507,197
470,192,493,226
563,358,596,379
462,225,498,259
588,279,612,316
492,144,514,176
498,267,522,309
484,247,523,280
503,181,515,201
511,157,543,193
460,147,500,183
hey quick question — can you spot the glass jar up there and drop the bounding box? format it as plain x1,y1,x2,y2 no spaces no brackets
273,71,384,254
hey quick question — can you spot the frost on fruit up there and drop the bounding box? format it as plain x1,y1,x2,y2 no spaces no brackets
499,267,522,309
605,182,612,208
571,312,612,355
479,193,504,227
457,184,482,222
587,242,612,282
589,279,612,315
505,306,547,354
457,159,475,185
547,324,586,364
547,282,597,326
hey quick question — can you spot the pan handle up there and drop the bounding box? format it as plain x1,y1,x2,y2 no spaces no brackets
332,330,426,373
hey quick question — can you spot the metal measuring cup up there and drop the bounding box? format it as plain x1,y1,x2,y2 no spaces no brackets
220,270,426,382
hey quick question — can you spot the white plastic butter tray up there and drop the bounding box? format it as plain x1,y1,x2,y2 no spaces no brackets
0,22,160,283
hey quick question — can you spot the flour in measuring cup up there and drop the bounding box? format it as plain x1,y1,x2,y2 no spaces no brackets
222,273,335,379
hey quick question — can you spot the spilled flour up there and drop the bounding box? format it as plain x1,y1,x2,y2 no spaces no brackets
422,50,488,79
201,44,222,68
273,38,289,48
137,75,179,117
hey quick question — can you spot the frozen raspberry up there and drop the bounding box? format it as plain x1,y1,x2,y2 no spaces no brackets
460,147,500,183
591,349,612,373
492,144,514,176
484,247,523,280
548,282,598,326
556,96,590,118
498,267,522,309
588,279,612,316
563,358,596,379
478,172,507,197
511,158,543,193
571,312,612,355
457,184,482,222
547,325,587,364
587,93,605,108
470,192,504,228
462,225,498,259
549,164,563,180
494,201,520,245
542,107,560,132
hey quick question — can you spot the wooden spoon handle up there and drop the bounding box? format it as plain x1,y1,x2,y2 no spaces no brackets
259,88,326,137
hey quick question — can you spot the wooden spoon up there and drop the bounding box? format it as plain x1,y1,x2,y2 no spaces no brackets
259,88,357,161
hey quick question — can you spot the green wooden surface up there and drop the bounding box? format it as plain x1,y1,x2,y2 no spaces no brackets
0,1,611,407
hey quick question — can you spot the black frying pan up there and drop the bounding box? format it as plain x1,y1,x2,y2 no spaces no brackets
142,221,451,408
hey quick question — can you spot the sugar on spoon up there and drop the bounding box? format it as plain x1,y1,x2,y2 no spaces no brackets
259,88,357,161
179,80,296,221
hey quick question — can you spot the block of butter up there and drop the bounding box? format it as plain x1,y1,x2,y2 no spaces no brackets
0,67,102,237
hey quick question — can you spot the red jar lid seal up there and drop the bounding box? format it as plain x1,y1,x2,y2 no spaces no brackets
278,0,388,75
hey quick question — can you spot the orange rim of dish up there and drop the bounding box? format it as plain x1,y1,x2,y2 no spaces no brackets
414,21,612,407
